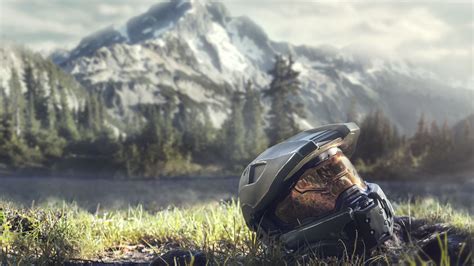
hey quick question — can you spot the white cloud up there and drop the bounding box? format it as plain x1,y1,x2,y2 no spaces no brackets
227,2,451,55
1,5,85,36
225,0,472,81
97,4,134,16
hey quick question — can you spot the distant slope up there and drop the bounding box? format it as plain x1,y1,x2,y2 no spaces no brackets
1,45,86,106
0,45,86,131
0,44,122,138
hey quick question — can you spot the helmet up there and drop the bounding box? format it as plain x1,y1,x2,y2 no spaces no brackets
238,123,394,257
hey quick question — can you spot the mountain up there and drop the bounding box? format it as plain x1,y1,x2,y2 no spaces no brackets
51,0,471,134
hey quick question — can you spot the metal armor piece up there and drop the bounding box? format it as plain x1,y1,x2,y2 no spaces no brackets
238,123,394,256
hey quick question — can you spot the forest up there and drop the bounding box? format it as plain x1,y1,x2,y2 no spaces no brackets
0,54,473,179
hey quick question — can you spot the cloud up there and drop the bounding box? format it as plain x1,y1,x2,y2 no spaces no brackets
97,4,131,16
225,0,472,81
1,5,86,36
0,0,157,51
227,2,450,53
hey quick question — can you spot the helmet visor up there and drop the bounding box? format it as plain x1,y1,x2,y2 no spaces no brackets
274,148,366,226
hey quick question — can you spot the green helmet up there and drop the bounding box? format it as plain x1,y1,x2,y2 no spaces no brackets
238,123,394,256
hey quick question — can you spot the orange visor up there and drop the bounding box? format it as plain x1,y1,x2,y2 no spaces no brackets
274,148,366,226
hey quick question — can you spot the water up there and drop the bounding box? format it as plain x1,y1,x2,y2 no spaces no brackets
1,176,472,213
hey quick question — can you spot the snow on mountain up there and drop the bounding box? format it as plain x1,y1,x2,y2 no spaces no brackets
52,0,472,134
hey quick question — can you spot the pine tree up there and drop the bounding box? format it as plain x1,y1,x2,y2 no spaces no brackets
136,100,183,176
430,121,440,139
80,92,105,136
9,69,24,136
175,103,213,158
124,143,141,177
0,111,30,168
459,119,474,158
46,85,57,131
57,88,79,140
221,90,247,165
242,80,267,160
0,87,4,117
265,55,305,145
0,113,15,144
354,110,401,163
23,64,40,134
160,101,181,162
423,120,454,169
440,121,453,150
411,113,429,157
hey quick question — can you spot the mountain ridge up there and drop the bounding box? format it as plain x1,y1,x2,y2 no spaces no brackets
28,0,474,134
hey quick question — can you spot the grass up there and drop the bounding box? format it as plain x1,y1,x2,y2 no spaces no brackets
0,198,472,265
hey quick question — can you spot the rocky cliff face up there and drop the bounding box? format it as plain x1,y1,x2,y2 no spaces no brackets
43,0,474,134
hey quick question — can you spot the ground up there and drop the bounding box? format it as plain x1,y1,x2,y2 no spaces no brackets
0,198,472,265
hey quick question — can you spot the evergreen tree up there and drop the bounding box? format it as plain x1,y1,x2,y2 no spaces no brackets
242,80,267,160
430,121,440,140
0,87,4,117
23,64,40,135
175,103,214,158
221,90,246,165
80,92,105,136
354,110,400,163
160,101,181,162
9,69,24,136
57,88,79,140
459,119,474,158
0,113,15,144
265,55,305,145
422,120,454,169
0,112,30,168
440,121,453,151
124,143,141,177
45,84,57,131
136,100,182,176
411,113,430,157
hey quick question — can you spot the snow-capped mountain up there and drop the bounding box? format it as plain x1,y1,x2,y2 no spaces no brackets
52,0,472,134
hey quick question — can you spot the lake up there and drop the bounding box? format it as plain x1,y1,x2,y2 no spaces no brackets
1,176,472,214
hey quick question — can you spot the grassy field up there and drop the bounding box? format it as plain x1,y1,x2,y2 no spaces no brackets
0,198,472,265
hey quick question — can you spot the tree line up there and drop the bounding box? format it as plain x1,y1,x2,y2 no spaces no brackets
0,54,305,178
353,110,474,179
0,56,109,174
0,52,472,179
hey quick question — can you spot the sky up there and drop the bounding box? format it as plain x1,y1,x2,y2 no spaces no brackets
0,0,472,84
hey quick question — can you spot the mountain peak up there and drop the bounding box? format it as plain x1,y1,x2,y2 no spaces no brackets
58,0,230,65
